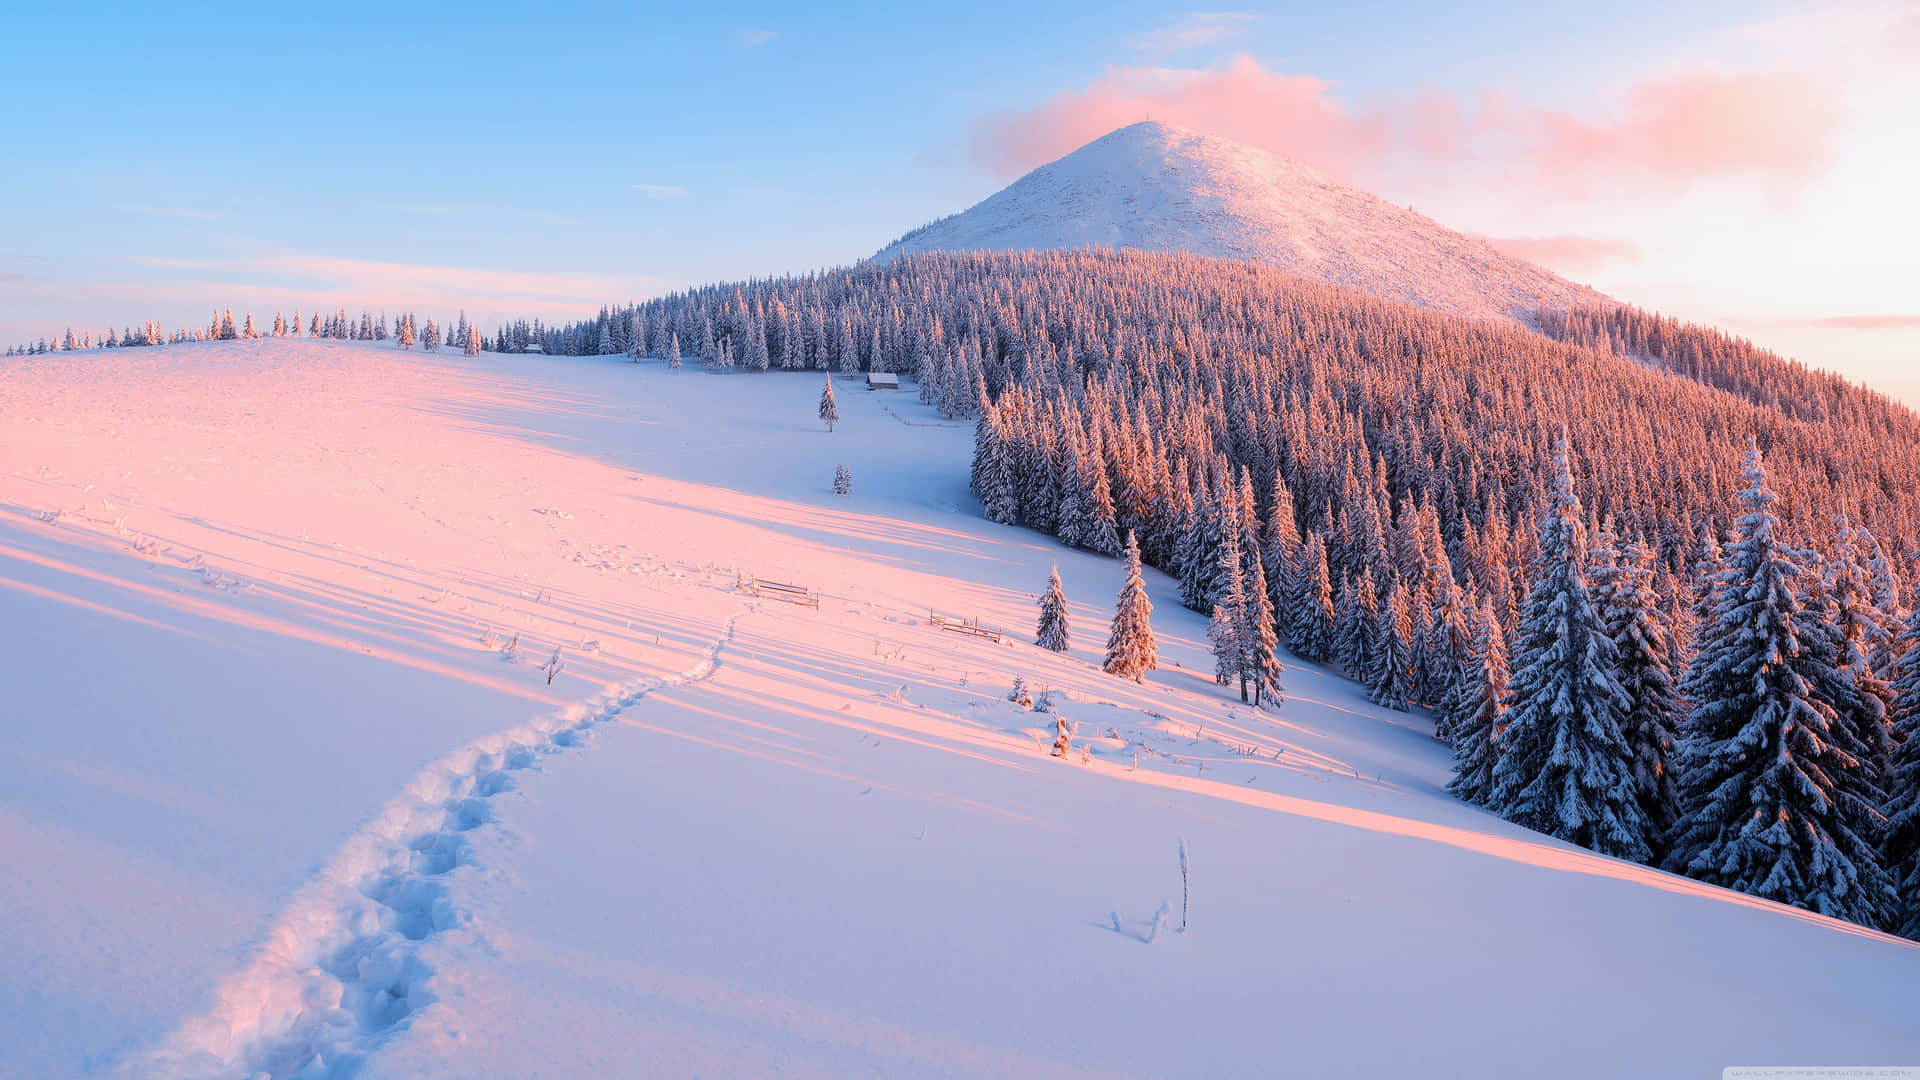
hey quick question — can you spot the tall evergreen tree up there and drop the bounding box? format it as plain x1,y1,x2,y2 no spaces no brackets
1448,599,1511,806
1486,439,1651,862
1884,608,1920,938
1244,558,1284,708
1287,531,1337,663
1368,580,1417,711
1208,535,1249,696
1036,565,1071,653
1104,532,1158,682
1333,566,1379,677
1599,538,1683,848
1666,443,1892,926
818,376,839,432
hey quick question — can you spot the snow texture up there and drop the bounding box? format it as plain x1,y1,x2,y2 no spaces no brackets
875,121,1609,323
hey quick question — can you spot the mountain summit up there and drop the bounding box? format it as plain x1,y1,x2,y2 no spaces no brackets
876,121,1603,323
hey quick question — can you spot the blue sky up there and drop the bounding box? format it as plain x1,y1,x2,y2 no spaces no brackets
5,1,1915,403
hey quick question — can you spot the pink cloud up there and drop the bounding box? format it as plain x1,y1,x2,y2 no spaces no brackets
967,56,1846,203
1532,71,1842,196
968,55,1387,182
1808,315,1920,330
1482,235,1643,272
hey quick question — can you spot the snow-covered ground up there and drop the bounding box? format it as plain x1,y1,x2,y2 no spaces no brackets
2,339,1915,1079
874,121,1607,324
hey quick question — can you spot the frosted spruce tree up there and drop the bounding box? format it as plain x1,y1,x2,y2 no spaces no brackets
423,316,440,352
1885,608,1920,938
1486,439,1650,862
464,324,482,356
397,313,414,349
1244,558,1284,707
1666,443,1892,926
1208,536,1248,692
1333,566,1379,678
1104,531,1157,682
1287,531,1336,662
818,376,839,432
1447,599,1510,805
1598,538,1682,847
833,464,852,495
665,331,681,372
1036,565,1071,653
1368,580,1417,711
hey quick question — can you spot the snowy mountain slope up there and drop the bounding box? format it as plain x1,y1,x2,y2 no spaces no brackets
1,340,1915,1079
874,121,1607,322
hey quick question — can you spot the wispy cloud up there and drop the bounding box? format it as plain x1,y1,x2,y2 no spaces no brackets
630,184,688,199
735,29,778,47
966,54,1847,205
1125,12,1261,56
1807,314,1920,330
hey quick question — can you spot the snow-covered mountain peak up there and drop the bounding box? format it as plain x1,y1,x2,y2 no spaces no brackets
877,122,1607,323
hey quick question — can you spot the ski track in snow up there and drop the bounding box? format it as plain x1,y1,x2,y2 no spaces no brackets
137,609,747,1080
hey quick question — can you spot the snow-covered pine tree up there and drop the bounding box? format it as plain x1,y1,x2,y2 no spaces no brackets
220,309,237,340
423,316,440,352
1243,558,1284,707
1486,438,1650,862
833,464,851,495
1333,566,1379,678
1598,537,1682,847
1885,607,1920,938
1287,531,1337,662
1036,564,1071,653
1829,520,1896,784
665,331,681,371
309,313,321,337
1447,599,1510,805
396,313,414,349
271,312,285,337
1104,531,1157,682
1666,442,1892,926
464,324,482,356
818,376,839,432
291,309,302,337
1207,534,1248,694
1368,580,1417,711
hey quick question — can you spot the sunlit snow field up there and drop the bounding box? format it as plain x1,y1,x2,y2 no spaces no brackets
1,339,1914,1079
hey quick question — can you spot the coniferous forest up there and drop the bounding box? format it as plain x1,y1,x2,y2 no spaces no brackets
20,247,1920,934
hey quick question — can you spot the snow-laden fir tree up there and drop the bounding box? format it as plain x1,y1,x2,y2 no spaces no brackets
1287,531,1336,662
833,463,851,495
1828,520,1896,783
1104,531,1157,682
1243,558,1284,707
1597,537,1682,846
1368,580,1417,711
1036,564,1071,653
1447,598,1510,805
397,313,414,349
1485,438,1651,862
1666,442,1892,926
665,331,681,372
271,312,284,337
423,316,440,353
1884,607,1920,938
1207,535,1248,692
1333,566,1379,677
464,323,482,356
291,309,302,337
1008,674,1033,709
818,376,839,432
